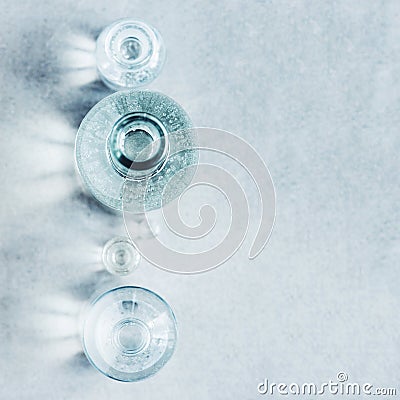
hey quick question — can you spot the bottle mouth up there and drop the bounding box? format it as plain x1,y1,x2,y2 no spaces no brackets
119,37,143,63
102,236,140,275
112,318,151,355
105,20,155,68
107,112,169,180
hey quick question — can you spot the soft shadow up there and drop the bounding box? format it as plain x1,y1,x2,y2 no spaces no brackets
11,20,112,129
70,189,119,217
68,270,115,301
65,351,93,371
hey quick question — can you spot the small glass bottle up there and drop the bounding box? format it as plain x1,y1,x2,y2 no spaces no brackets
75,90,197,212
96,19,166,90
102,237,140,276
82,286,177,381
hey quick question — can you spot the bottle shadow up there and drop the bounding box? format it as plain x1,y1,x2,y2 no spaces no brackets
1,17,134,376
10,19,112,129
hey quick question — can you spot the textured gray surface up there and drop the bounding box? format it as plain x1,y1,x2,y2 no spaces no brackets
0,1,399,399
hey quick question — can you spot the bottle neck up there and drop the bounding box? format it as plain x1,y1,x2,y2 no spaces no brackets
107,112,169,180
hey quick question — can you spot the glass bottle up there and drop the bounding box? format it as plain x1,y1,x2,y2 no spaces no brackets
82,286,177,381
102,237,140,276
75,90,197,212
96,19,165,90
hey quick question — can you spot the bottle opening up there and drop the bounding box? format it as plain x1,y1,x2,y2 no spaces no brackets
108,112,169,180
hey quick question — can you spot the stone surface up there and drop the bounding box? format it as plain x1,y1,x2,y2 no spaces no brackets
0,1,399,399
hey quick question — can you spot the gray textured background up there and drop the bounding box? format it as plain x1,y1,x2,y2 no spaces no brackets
0,1,399,399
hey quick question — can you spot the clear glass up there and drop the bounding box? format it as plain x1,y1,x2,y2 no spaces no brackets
96,19,166,90
102,237,140,276
82,286,177,382
75,90,197,212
